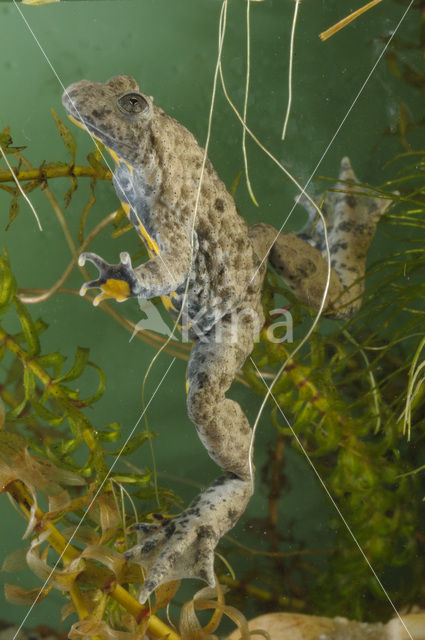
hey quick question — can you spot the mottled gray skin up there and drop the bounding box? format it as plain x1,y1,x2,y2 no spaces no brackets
62,75,388,603
63,75,257,334
295,156,392,316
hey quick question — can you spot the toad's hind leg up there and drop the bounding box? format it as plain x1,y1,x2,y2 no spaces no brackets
186,312,260,479
125,306,263,603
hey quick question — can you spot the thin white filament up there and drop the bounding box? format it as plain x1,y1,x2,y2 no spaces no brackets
0,143,43,231
242,0,258,205
281,0,301,140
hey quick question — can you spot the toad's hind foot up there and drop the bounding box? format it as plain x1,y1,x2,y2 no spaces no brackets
297,156,392,254
124,475,252,603
78,251,141,305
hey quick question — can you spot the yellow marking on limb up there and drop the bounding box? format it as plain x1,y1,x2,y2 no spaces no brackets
104,278,131,301
120,201,160,256
105,146,133,175
161,292,178,313
67,114,87,131
67,115,160,255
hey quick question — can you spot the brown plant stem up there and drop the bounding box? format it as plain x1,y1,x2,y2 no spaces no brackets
0,165,111,184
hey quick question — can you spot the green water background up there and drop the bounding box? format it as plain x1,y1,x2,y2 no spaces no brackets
0,0,420,629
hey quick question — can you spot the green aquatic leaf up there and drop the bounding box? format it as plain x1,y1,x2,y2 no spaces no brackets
37,351,66,378
0,251,17,312
64,175,78,208
55,346,90,384
13,297,40,357
23,180,41,195
30,398,64,426
13,318,48,346
108,430,155,457
6,197,19,231
78,178,96,244
51,108,77,162
78,361,107,406
0,126,25,154
96,422,121,443
87,150,107,173
7,397,29,421
111,471,153,486
0,184,16,196
23,367,36,401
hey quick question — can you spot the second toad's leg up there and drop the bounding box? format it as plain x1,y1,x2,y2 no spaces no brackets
125,300,264,602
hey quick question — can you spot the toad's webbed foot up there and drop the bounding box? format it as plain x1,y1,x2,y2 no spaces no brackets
253,157,393,318
297,156,392,256
78,251,141,305
124,475,252,603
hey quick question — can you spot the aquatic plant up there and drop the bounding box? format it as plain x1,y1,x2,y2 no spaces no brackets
1,0,425,636
1,100,425,635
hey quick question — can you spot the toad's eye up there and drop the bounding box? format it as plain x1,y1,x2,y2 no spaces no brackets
117,93,149,115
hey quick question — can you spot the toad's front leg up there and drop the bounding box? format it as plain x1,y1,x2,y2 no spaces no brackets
78,251,143,305
125,305,262,602
79,236,191,306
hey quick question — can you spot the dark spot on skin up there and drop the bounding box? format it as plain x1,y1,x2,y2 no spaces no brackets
295,261,315,279
344,195,357,208
164,522,176,538
166,552,179,567
227,508,238,521
330,241,348,254
133,523,157,534
336,221,355,233
215,198,224,212
233,254,242,270
196,371,209,389
220,287,232,303
141,540,156,554
197,525,215,540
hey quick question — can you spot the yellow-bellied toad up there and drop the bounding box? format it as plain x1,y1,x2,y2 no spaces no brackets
62,75,391,603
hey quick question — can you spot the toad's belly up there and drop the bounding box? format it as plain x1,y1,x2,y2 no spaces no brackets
161,288,228,338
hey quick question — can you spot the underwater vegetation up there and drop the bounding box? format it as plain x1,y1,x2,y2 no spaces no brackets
1,121,425,635
0,0,425,638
